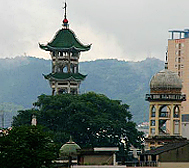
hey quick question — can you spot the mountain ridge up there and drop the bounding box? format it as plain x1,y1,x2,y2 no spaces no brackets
0,56,164,125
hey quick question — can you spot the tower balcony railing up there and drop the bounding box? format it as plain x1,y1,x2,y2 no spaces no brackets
159,112,170,118
146,94,186,101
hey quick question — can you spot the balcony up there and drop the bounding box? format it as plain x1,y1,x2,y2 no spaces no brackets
145,94,186,101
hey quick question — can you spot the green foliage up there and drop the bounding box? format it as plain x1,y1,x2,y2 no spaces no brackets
0,125,57,168
13,92,143,149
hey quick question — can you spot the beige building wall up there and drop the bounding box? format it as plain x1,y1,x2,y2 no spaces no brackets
159,162,189,168
168,38,189,115
82,155,113,165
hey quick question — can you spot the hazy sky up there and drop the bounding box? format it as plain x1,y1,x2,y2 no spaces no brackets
1,0,189,61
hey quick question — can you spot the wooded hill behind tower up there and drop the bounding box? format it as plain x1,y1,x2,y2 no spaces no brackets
0,56,163,126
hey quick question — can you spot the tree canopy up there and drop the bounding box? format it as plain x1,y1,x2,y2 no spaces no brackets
13,92,143,149
0,125,57,168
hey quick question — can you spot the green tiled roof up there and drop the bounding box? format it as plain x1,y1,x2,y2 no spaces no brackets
60,137,81,156
39,29,91,52
43,72,87,81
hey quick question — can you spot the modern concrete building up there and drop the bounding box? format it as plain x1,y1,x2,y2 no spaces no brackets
39,3,91,95
168,29,189,138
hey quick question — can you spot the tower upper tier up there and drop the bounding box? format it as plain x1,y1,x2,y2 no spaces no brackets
39,29,91,52
150,69,182,93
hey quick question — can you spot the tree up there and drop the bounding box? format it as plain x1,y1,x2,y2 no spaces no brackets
13,92,143,149
0,125,57,168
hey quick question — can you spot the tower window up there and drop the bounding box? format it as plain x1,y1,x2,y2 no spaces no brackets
151,106,156,117
178,50,181,56
159,105,170,118
174,106,180,118
58,88,68,94
179,43,181,49
63,66,68,73
151,128,155,135
151,120,155,126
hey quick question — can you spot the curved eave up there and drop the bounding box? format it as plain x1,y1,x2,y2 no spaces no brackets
39,44,91,52
43,73,87,82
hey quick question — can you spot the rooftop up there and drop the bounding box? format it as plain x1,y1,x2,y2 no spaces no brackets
39,29,91,52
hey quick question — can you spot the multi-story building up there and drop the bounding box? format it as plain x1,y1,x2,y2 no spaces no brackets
168,29,189,138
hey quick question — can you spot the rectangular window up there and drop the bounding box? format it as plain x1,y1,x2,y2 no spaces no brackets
58,82,68,85
151,128,155,135
179,43,181,49
178,50,181,56
151,120,155,126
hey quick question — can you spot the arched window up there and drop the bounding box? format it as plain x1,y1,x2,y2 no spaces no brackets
174,105,179,118
70,64,75,73
59,51,63,56
151,106,156,117
58,88,67,94
63,66,68,73
159,105,170,118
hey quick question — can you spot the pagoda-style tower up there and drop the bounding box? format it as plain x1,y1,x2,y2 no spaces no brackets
39,3,91,95
145,54,186,149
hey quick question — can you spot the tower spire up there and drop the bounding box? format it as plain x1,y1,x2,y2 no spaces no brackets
64,2,67,19
62,2,69,29
165,49,168,69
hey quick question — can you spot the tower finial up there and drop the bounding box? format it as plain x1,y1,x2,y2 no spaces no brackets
64,2,67,19
165,48,168,69
62,1,69,28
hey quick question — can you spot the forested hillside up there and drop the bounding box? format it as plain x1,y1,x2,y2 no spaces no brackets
0,56,164,126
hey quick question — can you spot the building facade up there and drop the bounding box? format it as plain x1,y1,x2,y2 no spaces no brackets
168,29,189,138
145,62,186,149
39,3,91,95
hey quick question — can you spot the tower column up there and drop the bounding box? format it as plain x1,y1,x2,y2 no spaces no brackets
170,104,174,136
179,104,182,136
155,104,159,136
148,104,152,135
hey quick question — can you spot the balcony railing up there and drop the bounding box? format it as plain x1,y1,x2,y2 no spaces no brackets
146,94,186,101
139,161,158,167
